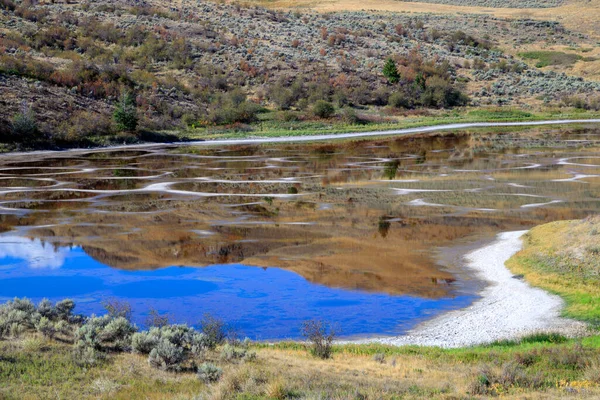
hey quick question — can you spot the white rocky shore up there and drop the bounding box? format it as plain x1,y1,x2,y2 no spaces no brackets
355,230,587,348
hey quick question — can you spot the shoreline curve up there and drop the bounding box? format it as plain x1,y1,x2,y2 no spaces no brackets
352,230,587,348
2,119,600,158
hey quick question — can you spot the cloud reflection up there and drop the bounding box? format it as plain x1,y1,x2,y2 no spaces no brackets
0,236,68,269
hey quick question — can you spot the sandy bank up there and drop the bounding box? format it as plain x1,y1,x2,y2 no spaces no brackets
355,230,587,348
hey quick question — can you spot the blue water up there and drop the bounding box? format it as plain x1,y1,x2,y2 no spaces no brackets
0,237,475,339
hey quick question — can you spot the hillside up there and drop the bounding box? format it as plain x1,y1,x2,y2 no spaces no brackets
1,0,600,149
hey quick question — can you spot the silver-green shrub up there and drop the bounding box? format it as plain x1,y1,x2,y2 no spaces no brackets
0,298,40,338
37,299,56,320
102,317,137,350
55,299,75,321
197,362,223,383
72,345,106,367
131,331,159,354
136,325,210,370
36,316,56,338
148,339,185,371
75,315,136,351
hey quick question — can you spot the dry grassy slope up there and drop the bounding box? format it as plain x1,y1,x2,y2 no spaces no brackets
249,0,600,79
259,0,600,37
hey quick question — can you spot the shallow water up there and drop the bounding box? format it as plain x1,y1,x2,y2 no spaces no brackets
0,241,472,339
1,127,600,338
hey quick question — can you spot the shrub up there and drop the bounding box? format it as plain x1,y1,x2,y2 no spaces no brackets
200,314,227,349
148,339,185,371
301,320,337,359
197,362,223,383
220,343,254,362
73,345,105,367
102,299,132,321
75,316,109,350
160,324,201,348
34,26,71,51
145,308,172,328
312,100,335,119
206,90,262,125
383,58,400,84
276,110,300,122
208,101,261,125
75,315,136,351
102,317,137,350
5,298,36,316
134,324,210,369
394,24,406,36
0,0,16,11
55,299,75,321
0,298,39,337
469,362,544,395
56,111,114,142
11,105,38,138
584,360,600,383
37,299,55,318
0,298,80,339
37,301,54,322
113,92,138,132
131,331,159,354
55,320,72,336
420,76,468,108
36,317,55,338
341,107,363,125
519,332,568,345
388,92,412,109
561,95,600,111
268,79,302,110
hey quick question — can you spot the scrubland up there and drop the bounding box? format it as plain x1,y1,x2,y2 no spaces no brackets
1,0,600,149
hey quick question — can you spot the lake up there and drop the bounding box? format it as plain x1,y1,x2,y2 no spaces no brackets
1,127,599,339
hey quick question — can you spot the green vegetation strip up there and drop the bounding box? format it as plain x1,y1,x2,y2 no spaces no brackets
518,51,583,68
181,108,600,141
506,217,600,327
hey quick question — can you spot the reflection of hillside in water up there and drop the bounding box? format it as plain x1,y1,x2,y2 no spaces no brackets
1,128,600,298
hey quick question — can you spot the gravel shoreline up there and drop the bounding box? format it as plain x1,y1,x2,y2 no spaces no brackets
353,230,587,348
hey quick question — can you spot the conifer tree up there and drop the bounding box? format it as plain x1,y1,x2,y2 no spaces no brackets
382,58,400,84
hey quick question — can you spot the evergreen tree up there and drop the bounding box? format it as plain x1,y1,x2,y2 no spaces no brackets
113,92,138,132
382,58,400,84
414,72,427,91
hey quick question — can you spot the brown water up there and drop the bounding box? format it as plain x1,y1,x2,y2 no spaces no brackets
0,127,599,337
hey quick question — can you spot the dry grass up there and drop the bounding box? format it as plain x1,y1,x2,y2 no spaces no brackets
506,216,600,325
251,0,600,39
4,335,600,399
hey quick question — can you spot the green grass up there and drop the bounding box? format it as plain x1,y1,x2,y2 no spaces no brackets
467,108,533,120
518,51,583,68
179,108,600,142
256,332,599,361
